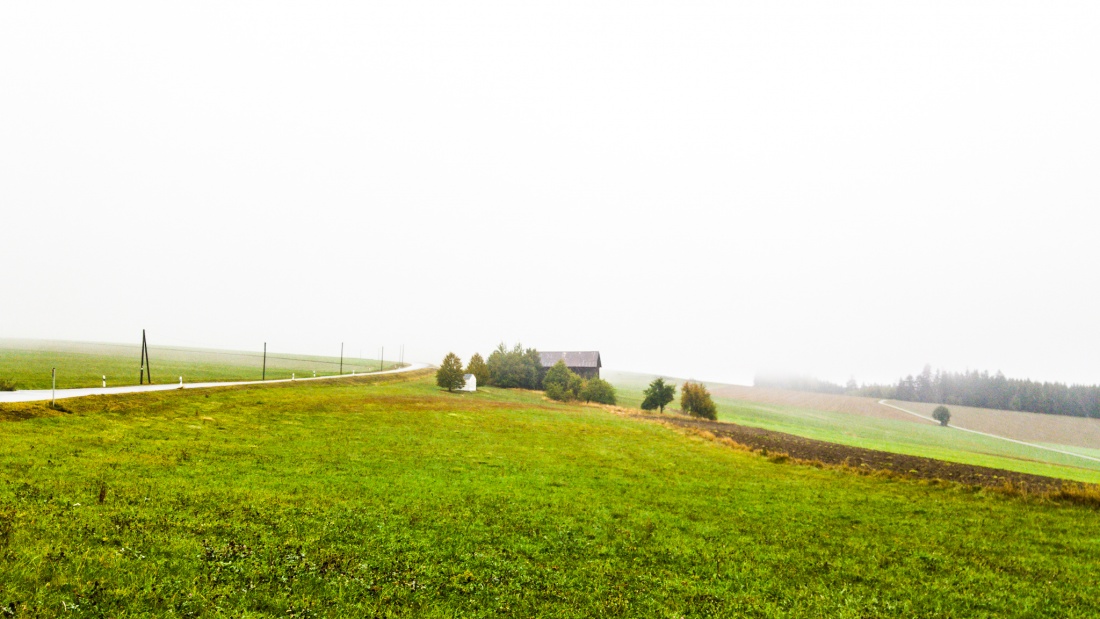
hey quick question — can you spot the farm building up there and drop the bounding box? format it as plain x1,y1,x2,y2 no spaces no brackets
538,351,602,380
458,373,477,392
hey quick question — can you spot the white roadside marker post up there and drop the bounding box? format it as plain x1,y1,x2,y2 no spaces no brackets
179,376,183,389
292,373,295,381
102,375,106,388
51,368,56,406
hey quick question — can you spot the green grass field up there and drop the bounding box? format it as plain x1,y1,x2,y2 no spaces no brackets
2,371,1099,617
606,371,1100,484
0,340,401,390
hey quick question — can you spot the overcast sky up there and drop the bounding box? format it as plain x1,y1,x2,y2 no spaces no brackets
2,1,1098,386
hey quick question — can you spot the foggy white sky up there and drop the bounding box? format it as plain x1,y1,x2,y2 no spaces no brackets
2,1,1098,387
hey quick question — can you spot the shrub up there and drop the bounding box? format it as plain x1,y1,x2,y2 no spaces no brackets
580,377,616,405
545,383,568,402
932,405,951,426
544,360,583,402
0,378,15,392
436,353,466,392
681,381,717,420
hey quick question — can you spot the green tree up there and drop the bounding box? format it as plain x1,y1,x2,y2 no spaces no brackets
580,377,617,405
436,352,466,392
522,347,544,389
543,360,583,402
681,381,717,420
465,353,489,387
641,378,676,413
487,343,543,389
932,405,951,426
487,343,522,387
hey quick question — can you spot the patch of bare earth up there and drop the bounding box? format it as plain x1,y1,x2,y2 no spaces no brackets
633,412,1095,494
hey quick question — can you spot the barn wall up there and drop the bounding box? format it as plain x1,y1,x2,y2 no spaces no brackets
573,367,599,380
537,366,600,381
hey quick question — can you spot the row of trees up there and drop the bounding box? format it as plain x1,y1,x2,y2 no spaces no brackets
755,365,1100,419
641,377,718,420
436,344,544,392
440,352,720,419
854,366,1100,418
435,344,618,405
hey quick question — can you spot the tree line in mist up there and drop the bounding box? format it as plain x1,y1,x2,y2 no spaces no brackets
755,366,1100,419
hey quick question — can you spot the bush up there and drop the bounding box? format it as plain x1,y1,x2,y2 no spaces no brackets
681,381,717,420
0,378,15,392
545,383,568,402
544,360,583,402
436,353,466,392
932,405,951,426
580,378,616,405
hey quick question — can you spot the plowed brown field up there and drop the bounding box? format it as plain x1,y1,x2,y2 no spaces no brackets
642,413,1088,492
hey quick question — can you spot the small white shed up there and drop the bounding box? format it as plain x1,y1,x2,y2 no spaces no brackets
458,373,477,392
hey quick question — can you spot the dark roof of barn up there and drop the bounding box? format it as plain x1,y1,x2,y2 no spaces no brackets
539,351,602,369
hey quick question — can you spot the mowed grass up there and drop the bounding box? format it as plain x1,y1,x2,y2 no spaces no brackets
607,371,1100,484
2,372,1100,617
0,339,400,390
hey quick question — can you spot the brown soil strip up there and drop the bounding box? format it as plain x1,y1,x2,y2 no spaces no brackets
635,413,1090,493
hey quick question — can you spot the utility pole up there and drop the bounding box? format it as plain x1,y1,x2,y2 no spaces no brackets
139,329,152,385
380,347,384,372
262,342,267,381
340,342,344,375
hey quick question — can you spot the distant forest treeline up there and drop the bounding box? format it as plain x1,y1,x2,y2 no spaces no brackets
755,366,1100,419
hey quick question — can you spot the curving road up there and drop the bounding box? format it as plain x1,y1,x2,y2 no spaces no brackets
0,362,430,404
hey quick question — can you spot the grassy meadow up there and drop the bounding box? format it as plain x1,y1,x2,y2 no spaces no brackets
606,370,1100,485
0,340,400,390
2,371,1100,617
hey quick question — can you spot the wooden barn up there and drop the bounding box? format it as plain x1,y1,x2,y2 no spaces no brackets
538,351,602,380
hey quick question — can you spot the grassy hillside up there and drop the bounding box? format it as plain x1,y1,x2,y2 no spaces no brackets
606,370,1100,484
0,339,400,390
2,371,1099,617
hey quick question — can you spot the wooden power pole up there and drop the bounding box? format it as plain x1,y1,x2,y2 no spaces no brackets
139,329,152,385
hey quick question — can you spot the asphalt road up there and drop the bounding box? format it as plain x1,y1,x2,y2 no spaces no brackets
0,362,430,404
